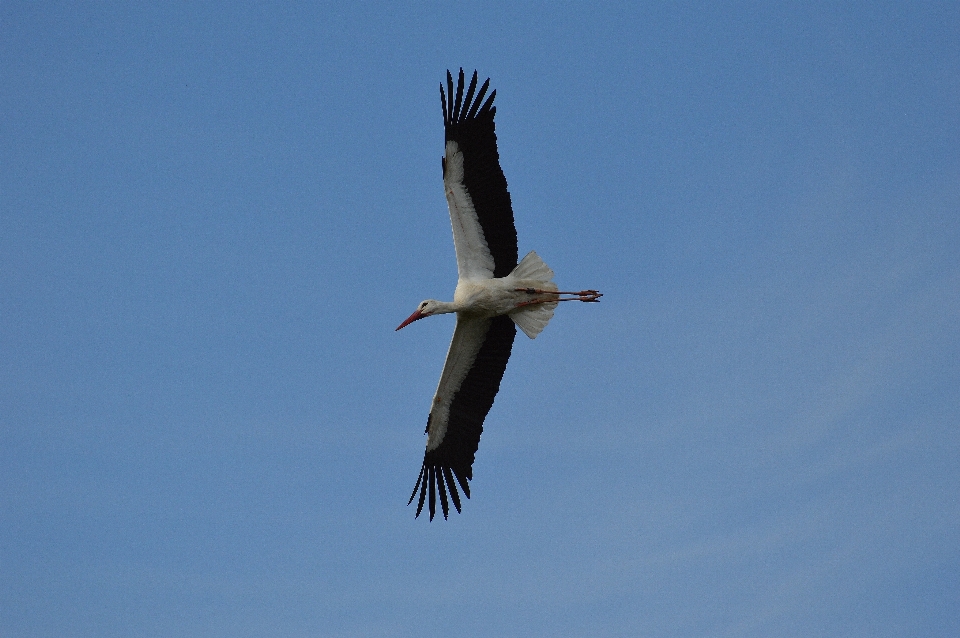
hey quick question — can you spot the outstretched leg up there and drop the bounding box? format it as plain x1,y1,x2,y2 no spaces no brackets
515,288,602,307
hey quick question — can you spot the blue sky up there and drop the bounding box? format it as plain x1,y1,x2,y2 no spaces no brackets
2,2,958,636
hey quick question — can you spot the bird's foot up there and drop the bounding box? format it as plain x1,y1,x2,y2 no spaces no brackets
572,290,602,302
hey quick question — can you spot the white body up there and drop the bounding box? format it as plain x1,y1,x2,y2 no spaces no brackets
454,252,558,333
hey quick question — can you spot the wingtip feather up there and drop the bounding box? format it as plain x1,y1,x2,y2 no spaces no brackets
443,467,462,513
481,89,496,116
410,461,473,520
408,464,425,506
453,68,465,124
437,468,450,519
454,468,471,500
467,78,490,119
428,465,437,521
415,463,428,518
445,70,455,125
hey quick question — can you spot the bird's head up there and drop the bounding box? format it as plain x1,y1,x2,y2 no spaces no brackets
395,300,441,331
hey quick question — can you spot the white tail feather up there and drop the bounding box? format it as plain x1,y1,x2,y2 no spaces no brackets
509,302,558,339
507,251,558,339
509,250,554,281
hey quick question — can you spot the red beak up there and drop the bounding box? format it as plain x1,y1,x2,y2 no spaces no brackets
395,310,425,331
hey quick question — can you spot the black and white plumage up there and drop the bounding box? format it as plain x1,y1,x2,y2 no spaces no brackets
396,69,601,520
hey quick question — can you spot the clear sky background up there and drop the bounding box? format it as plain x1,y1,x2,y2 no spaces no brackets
2,2,959,636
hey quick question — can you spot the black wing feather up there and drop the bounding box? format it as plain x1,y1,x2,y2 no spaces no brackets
466,78,489,120
445,70,455,126
416,467,427,517
453,69,465,129
441,69,518,278
443,466,462,513
437,468,450,519
462,72,478,120
411,315,517,520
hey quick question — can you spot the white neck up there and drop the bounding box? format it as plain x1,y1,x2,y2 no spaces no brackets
433,300,458,315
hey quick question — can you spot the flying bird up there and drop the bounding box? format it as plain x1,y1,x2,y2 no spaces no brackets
397,69,601,520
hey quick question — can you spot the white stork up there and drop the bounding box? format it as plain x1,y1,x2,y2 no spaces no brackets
397,69,601,520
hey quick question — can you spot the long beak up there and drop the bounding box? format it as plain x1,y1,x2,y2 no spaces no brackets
395,310,425,331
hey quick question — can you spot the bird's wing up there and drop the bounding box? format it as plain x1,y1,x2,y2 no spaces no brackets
441,69,518,280
409,314,516,520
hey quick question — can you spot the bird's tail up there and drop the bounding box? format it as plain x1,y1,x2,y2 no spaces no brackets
509,250,555,281
508,251,558,339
